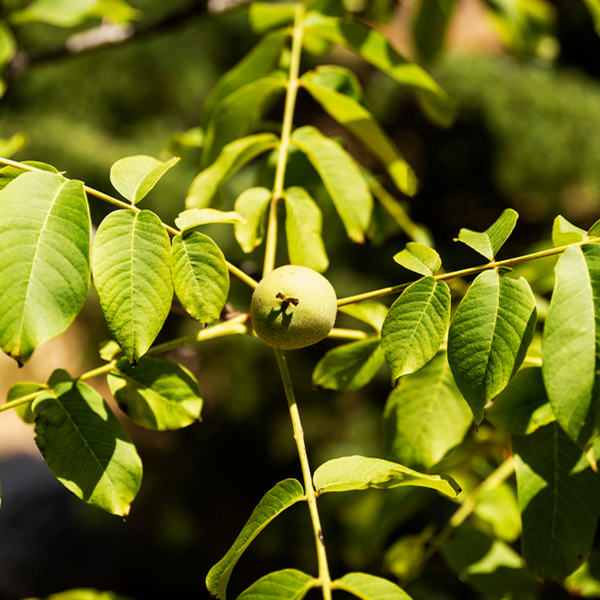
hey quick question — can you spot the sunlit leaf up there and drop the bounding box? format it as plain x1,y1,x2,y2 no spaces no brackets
333,572,412,600
32,380,142,516
237,570,316,600
110,155,179,204
0,161,59,192
26,589,134,600
0,171,90,364
99,339,121,362
339,301,388,333
313,455,460,497
565,552,600,597
171,232,229,323
513,423,600,580
249,2,296,33
206,479,305,600
10,0,98,27
0,132,27,159
0,20,16,65
91,209,172,364
234,187,272,253
175,208,244,232
108,357,202,430
448,269,537,424
384,351,472,471
393,243,441,276
7,381,42,424
552,215,586,247
473,481,521,542
301,65,363,102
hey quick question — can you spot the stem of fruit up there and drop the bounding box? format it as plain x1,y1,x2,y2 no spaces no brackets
263,4,305,277
274,348,332,600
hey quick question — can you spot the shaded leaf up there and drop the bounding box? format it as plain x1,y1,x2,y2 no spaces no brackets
565,552,600,597
249,2,296,33
393,243,441,276
206,479,305,600
412,0,457,63
234,187,272,253
0,20,16,65
237,570,316,600
338,301,388,333
291,126,372,243
175,208,244,232
7,381,42,424
0,171,90,364
170,232,229,323
301,65,363,102
313,339,383,391
32,380,142,516
108,357,202,430
474,481,521,543
333,572,412,600
552,215,586,247
588,219,600,238
384,351,472,471
313,455,460,497
110,155,179,204
91,210,173,363
448,269,537,424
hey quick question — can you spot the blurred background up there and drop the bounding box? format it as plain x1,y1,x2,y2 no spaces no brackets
0,0,599,598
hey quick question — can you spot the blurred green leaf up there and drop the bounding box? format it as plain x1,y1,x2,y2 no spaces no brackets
24,589,134,600
393,243,441,276
234,187,272,253
552,215,586,247
384,528,435,584
339,301,388,333
237,570,316,600
473,481,521,542
565,552,600,597
249,2,296,33
0,133,27,159
175,208,244,231
333,572,412,600
412,0,457,63
301,65,363,102
0,20,16,65
7,381,42,424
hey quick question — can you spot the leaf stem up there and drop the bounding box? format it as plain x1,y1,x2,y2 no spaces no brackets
274,349,332,600
327,328,369,340
263,4,305,277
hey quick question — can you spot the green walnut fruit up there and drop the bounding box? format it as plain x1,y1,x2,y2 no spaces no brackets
251,265,337,350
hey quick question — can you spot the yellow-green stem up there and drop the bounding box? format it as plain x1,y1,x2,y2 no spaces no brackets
274,349,332,600
327,328,369,340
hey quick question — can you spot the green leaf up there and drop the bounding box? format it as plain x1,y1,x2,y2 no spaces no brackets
301,65,363,102
393,243,441,276
291,126,372,243
473,481,522,543
542,244,600,444
0,132,27,159
565,552,600,597
108,357,202,430
10,0,98,27
381,277,451,383
249,2,296,33
7,381,43,424
110,155,179,205
300,76,418,195
313,340,384,391
513,423,600,580
552,215,586,247
32,380,142,516
202,74,286,167
338,301,389,333
448,269,537,424
234,187,272,253
284,186,328,272
206,479,305,600
174,208,244,232
0,161,59,191
202,30,289,126
412,0,457,63
30,589,134,600
99,339,121,361
185,133,279,209
0,20,16,66
170,232,229,323
588,218,600,238
313,455,461,497
487,367,555,435
0,171,91,364
91,210,173,364
333,573,412,600
303,12,456,127
455,208,519,260
384,351,473,471
583,0,600,35
237,570,316,600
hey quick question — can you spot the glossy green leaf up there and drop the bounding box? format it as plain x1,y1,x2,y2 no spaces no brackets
202,30,289,126
333,573,412,600
249,2,296,33
32,380,142,516
7,381,43,424
0,171,91,364
313,340,383,391
110,155,179,204
455,208,519,260
448,269,537,424
382,277,450,382
171,232,229,323
303,12,456,127
513,423,600,580
412,0,457,63
313,455,461,497
284,186,328,272
185,133,279,209
202,74,286,167
338,301,388,333
301,77,418,195
542,244,600,444
301,65,363,102
91,210,173,364
0,20,16,65
291,126,372,243
206,479,305,600
393,243,441,276
234,187,272,253
108,357,202,430
487,367,555,435
552,215,586,247
384,351,472,471
237,570,316,600
174,208,244,232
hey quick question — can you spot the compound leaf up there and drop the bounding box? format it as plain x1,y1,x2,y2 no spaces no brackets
393,243,441,276
448,269,537,424
206,479,305,600
108,357,202,430
382,277,450,382
552,215,586,247
313,455,460,497
171,232,229,323
234,187,272,253
291,126,372,243
332,572,412,600
0,171,90,364
91,210,172,364
32,380,142,516
237,570,316,600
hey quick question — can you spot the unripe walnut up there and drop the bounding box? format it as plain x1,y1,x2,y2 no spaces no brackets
251,265,337,350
